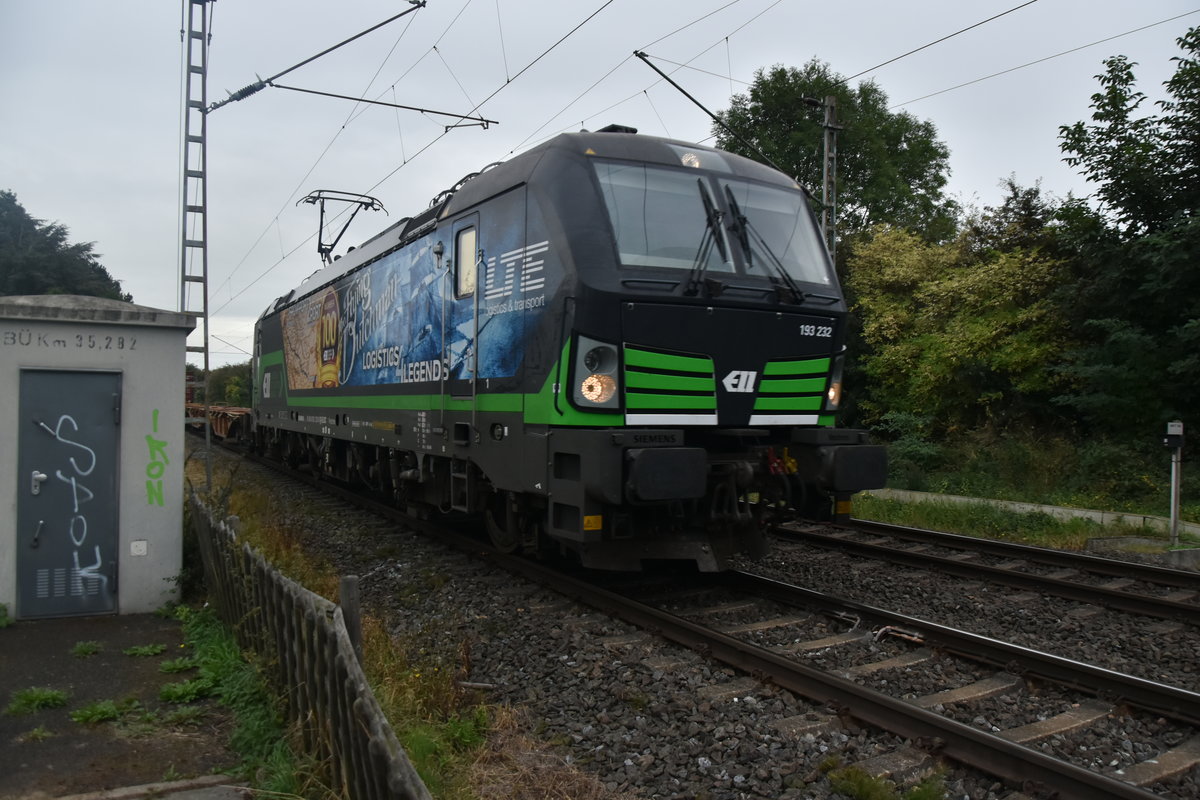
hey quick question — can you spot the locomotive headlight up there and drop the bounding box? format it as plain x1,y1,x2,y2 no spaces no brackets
826,380,843,410
573,335,621,409
580,373,617,403
825,350,846,411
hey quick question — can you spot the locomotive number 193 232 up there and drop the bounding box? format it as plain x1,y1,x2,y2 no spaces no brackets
800,325,833,337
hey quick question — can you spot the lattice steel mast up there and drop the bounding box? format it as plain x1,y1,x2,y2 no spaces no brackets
180,0,212,488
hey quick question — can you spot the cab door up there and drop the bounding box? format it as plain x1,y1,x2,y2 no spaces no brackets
446,214,480,399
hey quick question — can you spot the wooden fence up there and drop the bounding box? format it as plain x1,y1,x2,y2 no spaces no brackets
189,493,432,800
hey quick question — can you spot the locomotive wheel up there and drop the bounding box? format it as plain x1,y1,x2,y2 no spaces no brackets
485,491,521,553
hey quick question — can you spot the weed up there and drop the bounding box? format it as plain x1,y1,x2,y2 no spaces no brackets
124,643,168,657
160,656,199,674
0,604,12,629
817,755,842,773
854,494,1160,550
175,605,301,787
116,708,162,738
183,449,502,798
71,700,122,724
6,687,68,715
445,707,489,750
161,764,182,782
154,603,180,620
827,765,947,800
160,677,215,704
18,726,53,742
71,641,103,658
162,706,206,727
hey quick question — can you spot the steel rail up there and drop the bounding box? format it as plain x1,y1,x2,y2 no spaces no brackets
845,518,1200,590
486,551,1162,800
777,526,1200,623
723,570,1200,726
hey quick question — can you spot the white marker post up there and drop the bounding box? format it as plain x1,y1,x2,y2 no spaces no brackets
1165,421,1184,547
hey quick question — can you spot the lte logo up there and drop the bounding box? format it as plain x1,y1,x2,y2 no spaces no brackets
722,370,758,393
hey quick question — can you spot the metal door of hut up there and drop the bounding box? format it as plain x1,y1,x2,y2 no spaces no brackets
17,370,120,618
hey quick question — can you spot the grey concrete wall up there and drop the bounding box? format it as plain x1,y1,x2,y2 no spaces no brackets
0,297,194,616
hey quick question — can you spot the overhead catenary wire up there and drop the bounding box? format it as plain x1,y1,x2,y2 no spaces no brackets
216,3,427,299
844,0,1041,82
211,1,1195,326
892,8,1200,108
269,84,497,127
515,0,782,153
214,0,617,317
494,0,511,82
537,0,1045,152
218,0,518,309
433,45,478,106
221,0,754,315
643,90,672,138
208,0,426,112
508,0,773,154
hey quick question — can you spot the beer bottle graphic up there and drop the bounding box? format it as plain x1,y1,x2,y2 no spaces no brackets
316,289,341,388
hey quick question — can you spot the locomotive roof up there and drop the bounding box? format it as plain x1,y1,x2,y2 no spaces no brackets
444,128,798,214
262,128,799,317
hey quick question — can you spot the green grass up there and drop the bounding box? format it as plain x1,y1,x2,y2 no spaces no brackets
0,604,13,629
853,494,1181,550
159,656,199,674
6,687,69,715
123,644,168,657
159,677,215,704
71,641,103,658
174,605,307,793
70,699,124,724
827,766,946,800
18,726,53,742
881,431,1200,526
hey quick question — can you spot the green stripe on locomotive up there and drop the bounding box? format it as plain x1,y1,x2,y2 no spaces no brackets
257,338,836,428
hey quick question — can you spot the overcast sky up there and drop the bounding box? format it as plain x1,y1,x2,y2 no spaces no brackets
2,0,1196,366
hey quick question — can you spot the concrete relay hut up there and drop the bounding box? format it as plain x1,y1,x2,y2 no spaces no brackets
0,295,195,619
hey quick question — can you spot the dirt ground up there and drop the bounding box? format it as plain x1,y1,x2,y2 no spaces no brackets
0,612,238,800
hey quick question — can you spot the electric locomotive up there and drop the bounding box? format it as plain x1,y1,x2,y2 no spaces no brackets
251,125,886,571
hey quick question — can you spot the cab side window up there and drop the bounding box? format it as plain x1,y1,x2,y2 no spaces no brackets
456,227,477,297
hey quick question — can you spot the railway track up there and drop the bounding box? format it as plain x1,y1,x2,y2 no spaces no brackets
196,439,1200,797
532,565,1200,799
773,519,1200,623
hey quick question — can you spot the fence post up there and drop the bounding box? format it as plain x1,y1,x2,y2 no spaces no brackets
340,575,363,665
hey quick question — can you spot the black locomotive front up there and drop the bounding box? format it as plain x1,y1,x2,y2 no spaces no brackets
524,130,886,570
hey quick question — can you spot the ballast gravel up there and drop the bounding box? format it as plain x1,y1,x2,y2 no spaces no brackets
202,450,1199,798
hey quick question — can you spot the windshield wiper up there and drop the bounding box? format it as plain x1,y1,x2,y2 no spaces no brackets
724,185,804,304
686,179,727,297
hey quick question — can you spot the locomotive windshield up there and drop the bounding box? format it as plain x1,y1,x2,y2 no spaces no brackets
594,161,732,274
593,159,832,286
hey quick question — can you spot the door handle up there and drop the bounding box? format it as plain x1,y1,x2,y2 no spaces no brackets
31,519,43,549
31,470,48,496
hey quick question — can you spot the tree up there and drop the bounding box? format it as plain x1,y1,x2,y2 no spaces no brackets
0,190,131,301
191,361,253,407
848,212,1068,436
713,60,958,243
1055,27,1200,429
